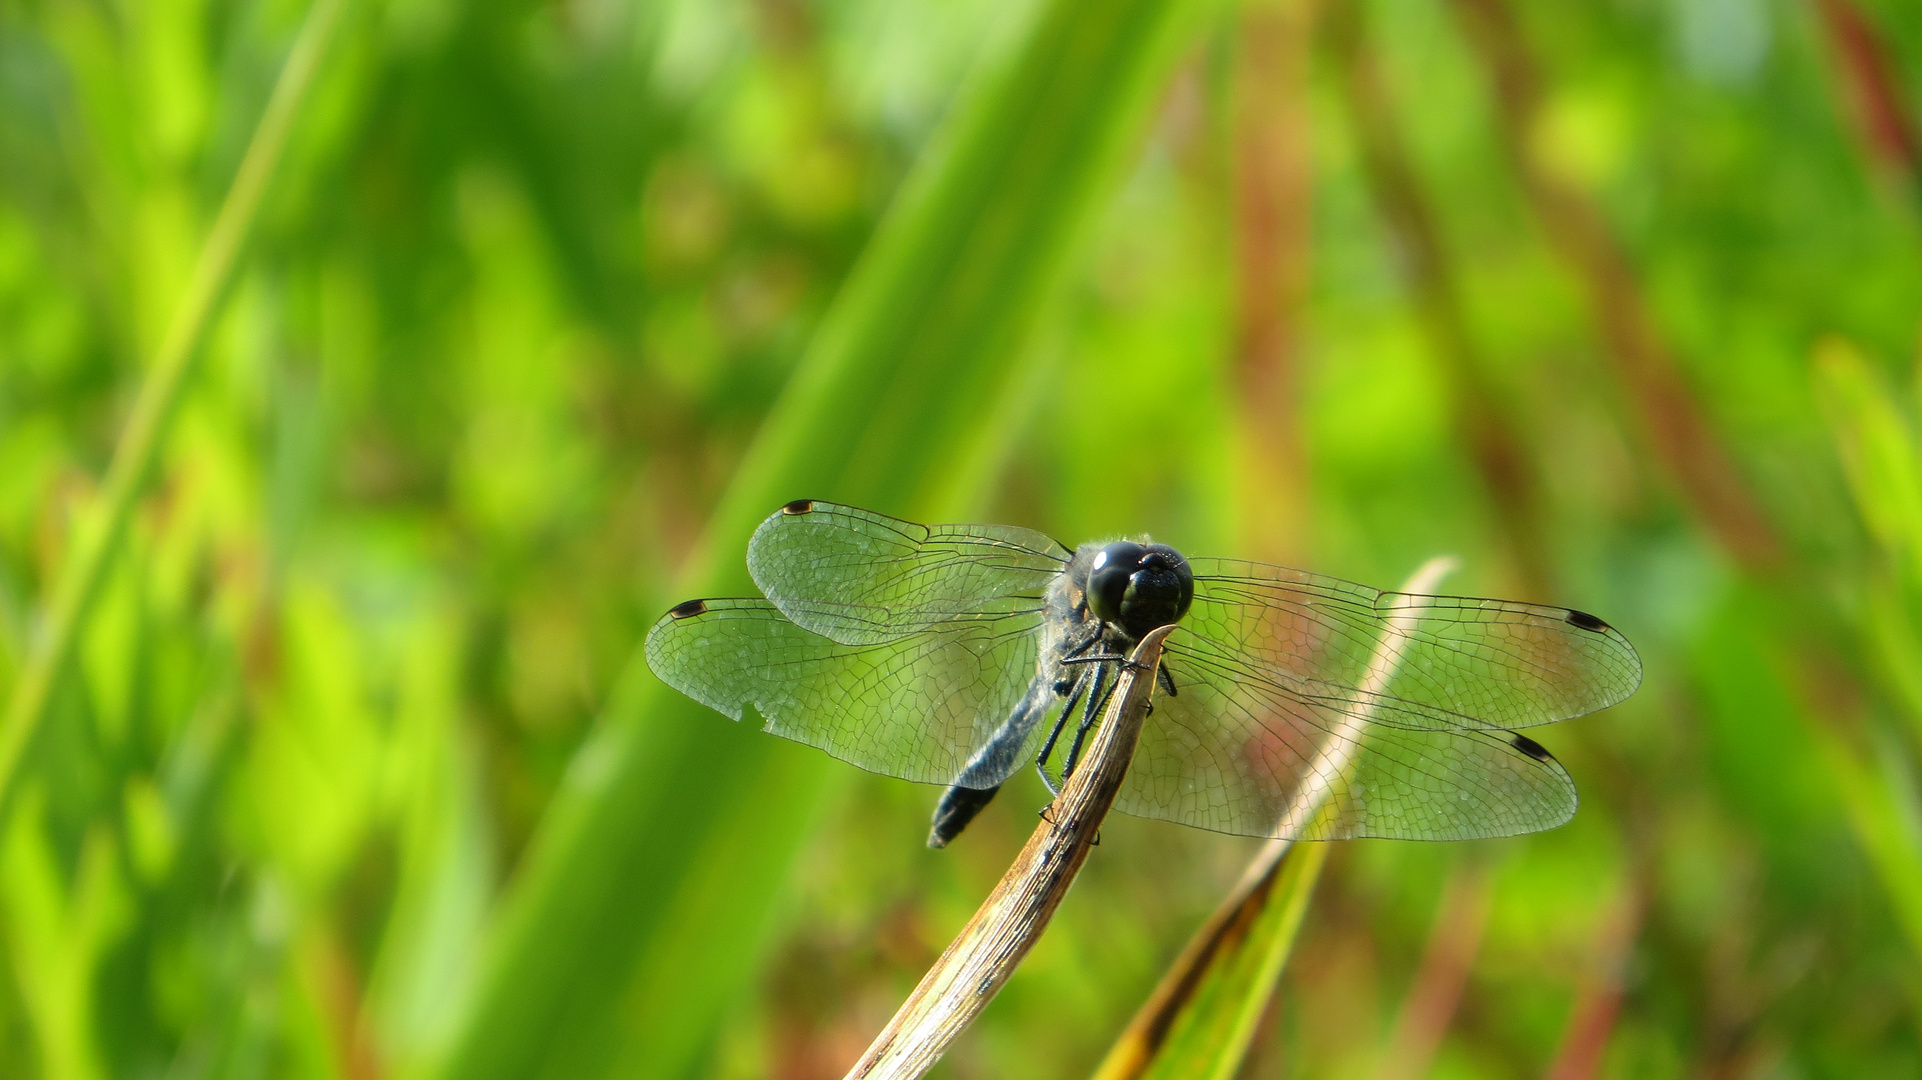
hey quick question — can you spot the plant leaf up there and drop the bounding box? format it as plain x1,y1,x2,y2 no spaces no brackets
1092,842,1327,1080
426,0,1212,1077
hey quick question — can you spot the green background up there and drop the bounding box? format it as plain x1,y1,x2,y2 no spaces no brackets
3,0,1922,1076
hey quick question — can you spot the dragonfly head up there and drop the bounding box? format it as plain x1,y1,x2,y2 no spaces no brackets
1087,541,1194,641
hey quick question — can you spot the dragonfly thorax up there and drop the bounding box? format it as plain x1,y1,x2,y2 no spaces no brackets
1084,540,1195,642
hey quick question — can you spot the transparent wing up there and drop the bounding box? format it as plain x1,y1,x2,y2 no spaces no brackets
1111,560,1634,840
644,598,1046,788
1180,560,1642,732
746,500,1070,645
1118,640,1576,840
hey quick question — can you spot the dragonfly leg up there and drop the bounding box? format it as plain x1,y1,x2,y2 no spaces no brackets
1061,663,1115,783
1036,769,1060,799
1157,662,1178,698
1034,672,1088,796
1061,652,1127,668
1061,621,1106,661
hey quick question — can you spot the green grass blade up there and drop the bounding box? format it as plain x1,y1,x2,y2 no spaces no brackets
0,0,351,817
1092,842,1327,1080
1811,337,1922,973
1813,338,1922,584
427,1,1210,1078
1817,725,1922,969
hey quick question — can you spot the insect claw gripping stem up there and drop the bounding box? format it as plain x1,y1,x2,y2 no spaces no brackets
1036,766,1062,799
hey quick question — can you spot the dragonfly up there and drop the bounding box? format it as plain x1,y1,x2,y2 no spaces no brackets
646,500,1641,848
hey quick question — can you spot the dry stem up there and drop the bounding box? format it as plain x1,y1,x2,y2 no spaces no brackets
1543,875,1647,1080
1447,0,1781,573
1330,3,1550,600
1373,860,1494,1080
842,624,1179,1080
1231,0,1317,564
1808,0,1922,196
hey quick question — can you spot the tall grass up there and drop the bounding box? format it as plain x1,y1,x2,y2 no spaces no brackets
1,0,1921,1077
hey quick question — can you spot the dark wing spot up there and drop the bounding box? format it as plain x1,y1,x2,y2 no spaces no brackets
1564,609,1609,633
780,498,815,515
667,599,708,619
1510,733,1554,762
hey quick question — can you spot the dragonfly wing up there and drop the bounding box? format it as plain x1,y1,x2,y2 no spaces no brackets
747,501,1070,646
1119,640,1576,839
1181,559,1641,732
644,597,1047,788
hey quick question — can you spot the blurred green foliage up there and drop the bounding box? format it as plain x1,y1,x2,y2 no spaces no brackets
3,0,1922,1077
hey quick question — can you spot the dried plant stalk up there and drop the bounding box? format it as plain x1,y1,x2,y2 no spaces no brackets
843,624,1179,1080
1373,860,1495,1080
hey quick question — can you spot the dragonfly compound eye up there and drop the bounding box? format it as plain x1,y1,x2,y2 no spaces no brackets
1087,541,1194,640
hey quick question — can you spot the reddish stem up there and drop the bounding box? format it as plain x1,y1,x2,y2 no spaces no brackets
1373,862,1495,1080
1543,879,1645,1080
1446,0,1785,574
1232,0,1316,562
1809,0,1922,190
